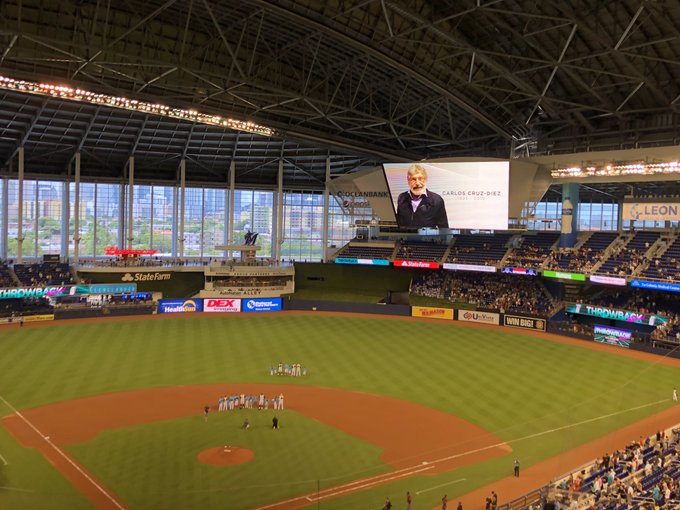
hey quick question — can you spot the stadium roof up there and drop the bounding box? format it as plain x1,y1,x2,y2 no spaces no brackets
0,0,679,191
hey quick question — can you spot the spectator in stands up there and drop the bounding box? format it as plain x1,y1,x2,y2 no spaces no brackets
396,164,448,229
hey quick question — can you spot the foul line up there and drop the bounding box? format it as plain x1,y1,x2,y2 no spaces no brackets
254,398,668,509
253,465,435,510
0,395,126,510
0,486,35,492
306,465,435,502
416,478,466,495
0,453,8,466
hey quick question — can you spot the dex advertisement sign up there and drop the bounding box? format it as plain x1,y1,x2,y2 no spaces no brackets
243,298,283,312
204,298,241,313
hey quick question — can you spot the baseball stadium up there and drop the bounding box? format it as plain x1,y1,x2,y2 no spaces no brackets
2,2,680,510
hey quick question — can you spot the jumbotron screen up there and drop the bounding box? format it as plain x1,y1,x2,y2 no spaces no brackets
382,161,509,230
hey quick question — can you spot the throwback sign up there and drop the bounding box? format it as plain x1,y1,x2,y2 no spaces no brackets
503,314,546,331
243,298,282,312
412,306,453,320
158,299,202,313
457,310,500,325
204,298,241,312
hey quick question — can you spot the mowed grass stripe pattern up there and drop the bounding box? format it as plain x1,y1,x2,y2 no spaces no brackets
1,314,679,510
68,411,388,510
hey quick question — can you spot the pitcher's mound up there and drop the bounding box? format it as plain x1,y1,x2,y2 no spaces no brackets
197,446,254,466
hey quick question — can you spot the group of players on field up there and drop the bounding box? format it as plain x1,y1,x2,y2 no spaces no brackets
217,393,285,411
270,362,307,377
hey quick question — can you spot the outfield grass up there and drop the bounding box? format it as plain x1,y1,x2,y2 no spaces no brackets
1,314,679,510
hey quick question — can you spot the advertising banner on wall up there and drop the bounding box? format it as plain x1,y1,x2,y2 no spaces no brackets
121,271,172,282
335,258,390,266
589,275,627,286
622,202,680,222
158,299,203,313
0,285,89,300
204,298,241,312
502,267,537,276
393,260,439,269
543,270,586,281
630,280,680,293
594,325,632,348
443,263,497,273
412,306,454,320
243,298,283,312
88,283,138,294
565,302,667,326
503,314,546,331
457,310,500,325
22,314,55,322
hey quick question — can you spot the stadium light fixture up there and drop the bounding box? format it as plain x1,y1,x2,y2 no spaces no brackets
551,161,680,179
0,75,275,137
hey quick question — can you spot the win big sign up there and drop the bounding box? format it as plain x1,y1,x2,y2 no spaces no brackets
204,298,242,312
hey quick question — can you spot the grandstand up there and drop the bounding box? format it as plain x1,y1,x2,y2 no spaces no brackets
12,262,75,287
504,233,561,269
596,232,661,277
2,1,680,509
446,233,512,266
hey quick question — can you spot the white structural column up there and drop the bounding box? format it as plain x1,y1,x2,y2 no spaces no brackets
1,176,8,260
16,147,24,263
322,157,331,262
127,156,135,249
73,152,81,266
178,159,186,258
117,182,125,249
149,186,154,249
61,180,70,257
92,184,97,257
227,160,235,254
275,159,284,262
222,168,230,258
171,187,178,256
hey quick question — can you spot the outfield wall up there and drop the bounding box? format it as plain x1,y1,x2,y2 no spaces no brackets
285,299,411,316
293,262,412,295
6,296,680,360
78,267,205,298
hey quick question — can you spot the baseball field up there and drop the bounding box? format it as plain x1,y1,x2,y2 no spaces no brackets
1,312,680,510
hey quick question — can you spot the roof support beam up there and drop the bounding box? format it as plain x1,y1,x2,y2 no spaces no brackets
526,24,578,125
2,97,50,168
250,0,512,140
71,0,179,79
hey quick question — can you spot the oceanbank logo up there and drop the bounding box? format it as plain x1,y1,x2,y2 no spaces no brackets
204,298,241,312
336,191,389,209
243,298,282,312
122,272,171,282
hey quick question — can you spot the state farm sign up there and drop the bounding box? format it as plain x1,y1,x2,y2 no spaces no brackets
204,298,241,312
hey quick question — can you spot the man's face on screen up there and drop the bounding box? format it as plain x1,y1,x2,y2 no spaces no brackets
408,171,426,197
